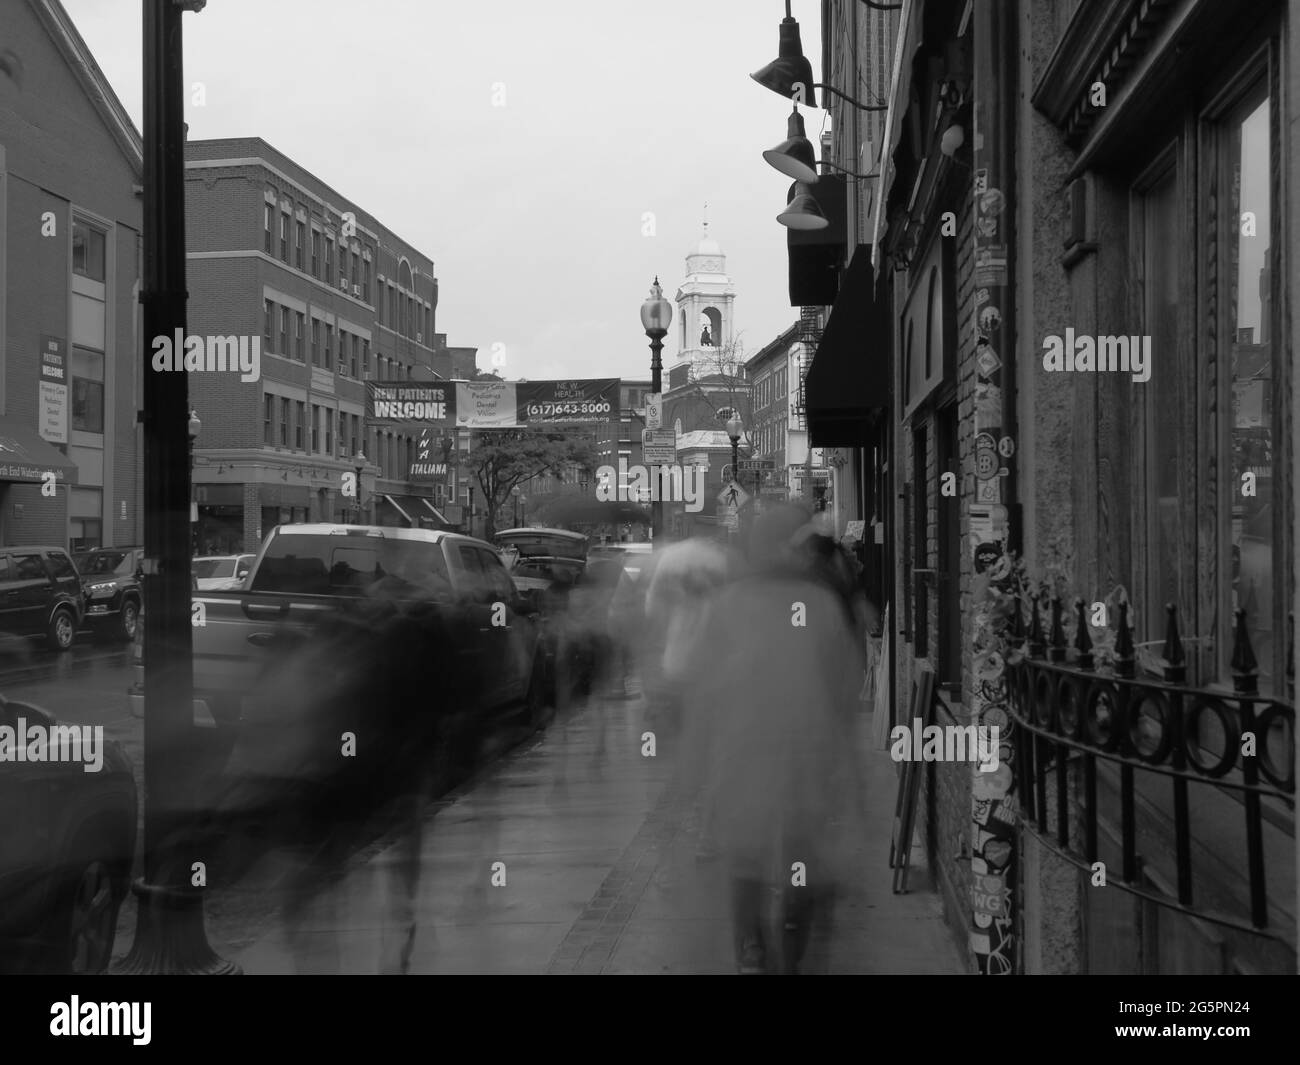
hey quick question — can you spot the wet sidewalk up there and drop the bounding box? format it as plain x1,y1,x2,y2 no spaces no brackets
227,690,966,975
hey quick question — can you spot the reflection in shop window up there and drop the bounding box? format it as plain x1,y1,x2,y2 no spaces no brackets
1223,88,1275,690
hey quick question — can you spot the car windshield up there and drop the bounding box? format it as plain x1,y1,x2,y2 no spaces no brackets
250,533,451,597
79,550,131,576
193,558,236,578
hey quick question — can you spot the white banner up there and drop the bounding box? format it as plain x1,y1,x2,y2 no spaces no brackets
456,382,518,428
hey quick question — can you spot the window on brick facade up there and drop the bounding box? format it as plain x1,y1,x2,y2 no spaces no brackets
311,319,320,364
311,404,320,452
264,393,274,444
280,213,289,261
295,312,304,359
264,203,274,254
363,257,371,303
351,250,360,290
295,401,305,449
264,300,274,352
279,307,289,354
325,409,332,456
295,219,304,269
325,324,333,368
339,245,349,290
325,236,333,283
350,334,359,378
280,397,290,446
311,230,320,276
362,338,370,376
72,219,106,282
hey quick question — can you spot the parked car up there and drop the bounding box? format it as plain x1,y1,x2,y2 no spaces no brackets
588,541,655,581
192,553,255,591
0,546,84,651
0,694,138,973
493,528,609,699
190,524,551,765
73,546,143,642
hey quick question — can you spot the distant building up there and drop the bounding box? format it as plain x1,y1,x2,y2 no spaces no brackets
182,136,465,549
0,0,144,551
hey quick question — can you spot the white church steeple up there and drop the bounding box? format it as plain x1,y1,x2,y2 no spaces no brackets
671,206,736,386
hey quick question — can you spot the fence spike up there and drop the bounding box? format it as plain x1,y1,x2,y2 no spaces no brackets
1162,603,1186,684
1115,597,1135,679
1028,590,1045,658
1074,597,1094,670
1230,607,1259,696
1049,595,1066,662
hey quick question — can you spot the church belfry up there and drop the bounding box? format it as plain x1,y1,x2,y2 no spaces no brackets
671,216,736,384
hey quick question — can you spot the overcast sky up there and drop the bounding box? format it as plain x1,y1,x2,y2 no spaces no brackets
63,0,827,382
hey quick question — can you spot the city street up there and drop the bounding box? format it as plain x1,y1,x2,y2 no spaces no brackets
1,645,961,974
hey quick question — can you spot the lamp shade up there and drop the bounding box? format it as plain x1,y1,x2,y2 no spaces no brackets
726,414,742,439
762,108,818,183
640,276,673,336
750,17,817,107
777,181,828,231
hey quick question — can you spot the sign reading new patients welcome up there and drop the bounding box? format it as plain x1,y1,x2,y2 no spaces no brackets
367,380,619,429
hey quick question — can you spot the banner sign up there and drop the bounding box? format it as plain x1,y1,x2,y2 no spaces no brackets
367,382,455,426
457,381,517,427
369,379,621,429
38,335,68,444
517,379,618,425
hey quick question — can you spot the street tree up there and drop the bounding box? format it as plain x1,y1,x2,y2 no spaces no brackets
465,428,596,541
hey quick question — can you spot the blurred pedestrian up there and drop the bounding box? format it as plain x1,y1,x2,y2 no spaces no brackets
679,504,865,974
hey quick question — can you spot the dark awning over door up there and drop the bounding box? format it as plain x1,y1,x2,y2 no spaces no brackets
0,418,78,484
805,244,891,447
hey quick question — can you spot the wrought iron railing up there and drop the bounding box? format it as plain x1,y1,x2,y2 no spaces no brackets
1006,595,1295,940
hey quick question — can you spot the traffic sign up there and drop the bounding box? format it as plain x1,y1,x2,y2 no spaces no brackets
642,428,676,464
645,393,663,429
717,480,751,509
739,458,775,471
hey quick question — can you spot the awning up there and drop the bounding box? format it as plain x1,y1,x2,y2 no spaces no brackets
418,497,447,524
381,494,413,525
0,419,78,484
805,245,891,447
871,0,926,274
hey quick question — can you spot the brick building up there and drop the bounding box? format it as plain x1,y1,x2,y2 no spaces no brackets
776,0,1298,974
743,322,798,502
182,136,460,552
0,0,144,551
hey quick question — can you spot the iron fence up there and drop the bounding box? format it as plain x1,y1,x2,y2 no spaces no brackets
1006,594,1295,940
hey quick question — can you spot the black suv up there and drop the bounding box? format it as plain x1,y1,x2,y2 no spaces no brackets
0,546,84,651
73,547,143,642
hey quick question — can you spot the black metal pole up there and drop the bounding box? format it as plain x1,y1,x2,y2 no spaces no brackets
115,0,236,976
648,332,665,542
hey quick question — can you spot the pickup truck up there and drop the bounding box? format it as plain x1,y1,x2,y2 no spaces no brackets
190,524,550,763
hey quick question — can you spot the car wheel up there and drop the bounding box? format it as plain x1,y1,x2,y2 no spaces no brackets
119,599,140,642
44,835,127,974
48,608,76,652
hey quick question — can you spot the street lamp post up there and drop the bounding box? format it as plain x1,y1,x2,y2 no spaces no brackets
512,485,520,528
353,450,366,523
114,0,236,976
640,277,672,544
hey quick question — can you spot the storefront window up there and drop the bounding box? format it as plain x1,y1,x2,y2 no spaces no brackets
1140,166,1183,646
1221,86,1275,689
